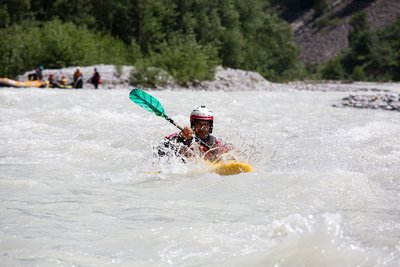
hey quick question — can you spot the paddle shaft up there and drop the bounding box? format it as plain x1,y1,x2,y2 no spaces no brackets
163,115,183,131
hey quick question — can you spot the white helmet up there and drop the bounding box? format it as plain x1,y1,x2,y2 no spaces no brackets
190,105,214,133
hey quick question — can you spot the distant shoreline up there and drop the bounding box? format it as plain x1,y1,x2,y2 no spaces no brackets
14,64,400,93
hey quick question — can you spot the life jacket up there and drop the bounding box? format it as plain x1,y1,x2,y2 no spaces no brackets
159,132,224,158
92,72,100,82
73,70,81,81
164,133,221,150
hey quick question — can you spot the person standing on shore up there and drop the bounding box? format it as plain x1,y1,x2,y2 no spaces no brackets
89,68,101,89
73,67,83,88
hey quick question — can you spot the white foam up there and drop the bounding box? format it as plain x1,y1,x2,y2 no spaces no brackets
1,88,399,266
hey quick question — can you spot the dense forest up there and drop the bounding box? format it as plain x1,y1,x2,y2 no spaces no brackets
0,0,399,84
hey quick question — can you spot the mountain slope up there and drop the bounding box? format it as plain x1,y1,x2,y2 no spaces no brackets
287,0,400,64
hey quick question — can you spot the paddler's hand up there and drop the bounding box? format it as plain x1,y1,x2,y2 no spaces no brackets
181,126,194,141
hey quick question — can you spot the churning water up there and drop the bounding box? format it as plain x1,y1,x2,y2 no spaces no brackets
1,87,400,266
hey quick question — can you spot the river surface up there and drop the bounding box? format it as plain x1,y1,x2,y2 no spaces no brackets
1,87,400,266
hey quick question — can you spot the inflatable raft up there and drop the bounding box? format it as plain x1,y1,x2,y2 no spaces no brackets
0,78,46,88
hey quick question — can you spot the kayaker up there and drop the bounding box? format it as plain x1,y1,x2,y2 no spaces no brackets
157,106,233,161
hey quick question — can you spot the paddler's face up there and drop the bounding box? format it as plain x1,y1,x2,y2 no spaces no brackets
193,120,211,139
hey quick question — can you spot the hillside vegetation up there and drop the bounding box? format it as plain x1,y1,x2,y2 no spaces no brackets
0,0,399,84
275,0,400,81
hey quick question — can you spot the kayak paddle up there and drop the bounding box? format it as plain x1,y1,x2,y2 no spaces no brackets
129,88,183,130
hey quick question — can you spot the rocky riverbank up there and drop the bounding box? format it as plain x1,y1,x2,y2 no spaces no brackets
334,93,400,112
17,65,275,91
16,64,400,112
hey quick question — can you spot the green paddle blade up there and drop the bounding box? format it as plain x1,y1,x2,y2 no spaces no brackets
129,88,166,117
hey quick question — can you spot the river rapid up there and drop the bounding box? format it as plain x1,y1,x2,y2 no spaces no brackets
1,87,399,266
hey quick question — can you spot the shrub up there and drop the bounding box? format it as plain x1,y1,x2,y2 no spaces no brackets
0,19,132,78
321,59,345,80
129,64,170,88
133,36,220,86
0,21,41,78
351,65,367,81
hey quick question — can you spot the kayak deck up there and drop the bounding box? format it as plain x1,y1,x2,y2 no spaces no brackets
208,161,253,176
144,161,253,176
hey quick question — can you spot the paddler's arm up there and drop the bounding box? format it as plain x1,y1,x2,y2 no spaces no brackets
180,126,193,142
156,127,193,158
177,126,194,157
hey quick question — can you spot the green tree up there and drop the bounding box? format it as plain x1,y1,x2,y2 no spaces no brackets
321,59,345,80
0,19,132,77
0,0,32,31
191,2,223,45
346,12,373,66
341,15,400,81
0,21,41,77
0,5,10,27
175,0,196,34
372,18,400,81
313,0,329,16
241,15,299,81
132,0,176,53
91,0,136,43
351,65,367,81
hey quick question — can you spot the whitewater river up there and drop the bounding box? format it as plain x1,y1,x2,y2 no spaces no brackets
1,87,400,266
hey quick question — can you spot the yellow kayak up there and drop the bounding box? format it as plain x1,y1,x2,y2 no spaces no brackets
209,161,253,176
145,161,253,176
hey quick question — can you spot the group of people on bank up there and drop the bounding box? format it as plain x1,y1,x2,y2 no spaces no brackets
30,66,102,89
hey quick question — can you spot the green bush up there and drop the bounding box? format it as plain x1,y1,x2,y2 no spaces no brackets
0,19,133,78
39,20,132,68
129,62,170,88
241,15,300,82
313,0,329,16
340,16,400,81
133,36,220,86
0,21,41,78
0,5,10,27
351,65,367,81
321,59,345,80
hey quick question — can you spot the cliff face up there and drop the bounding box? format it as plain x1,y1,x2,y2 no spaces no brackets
287,0,400,64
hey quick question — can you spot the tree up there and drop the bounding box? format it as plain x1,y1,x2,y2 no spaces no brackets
351,65,367,81
0,0,31,26
347,12,373,65
92,0,132,38
241,14,299,81
313,0,329,16
321,59,345,80
0,5,10,27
